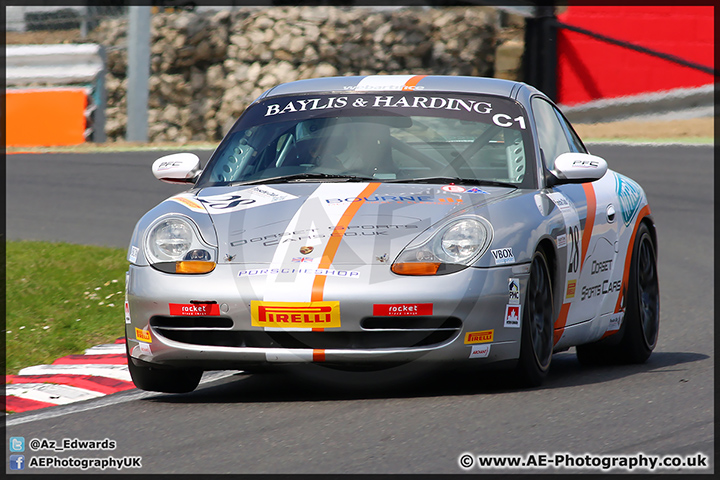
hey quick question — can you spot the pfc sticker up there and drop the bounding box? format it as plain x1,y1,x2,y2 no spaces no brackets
469,344,491,358
508,278,520,305
251,301,341,328
373,303,433,316
464,330,494,344
135,328,152,343
504,305,521,328
491,248,515,265
566,280,577,299
138,342,152,355
169,303,220,316
607,312,624,332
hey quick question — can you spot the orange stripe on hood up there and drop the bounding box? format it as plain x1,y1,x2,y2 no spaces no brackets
311,183,381,302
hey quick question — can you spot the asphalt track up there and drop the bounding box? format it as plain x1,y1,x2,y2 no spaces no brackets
5,144,714,474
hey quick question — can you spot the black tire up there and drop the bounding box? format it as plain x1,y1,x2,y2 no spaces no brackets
576,222,659,365
126,340,202,393
617,223,659,363
515,249,554,387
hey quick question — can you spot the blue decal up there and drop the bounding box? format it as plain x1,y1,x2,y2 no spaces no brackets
614,173,642,226
465,187,490,194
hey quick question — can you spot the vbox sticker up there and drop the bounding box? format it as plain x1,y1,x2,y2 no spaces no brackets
469,344,491,358
491,248,515,265
504,305,521,328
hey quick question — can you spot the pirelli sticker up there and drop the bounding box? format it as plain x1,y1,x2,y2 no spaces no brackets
135,328,152,343
251,301,341,328
464,330,494,344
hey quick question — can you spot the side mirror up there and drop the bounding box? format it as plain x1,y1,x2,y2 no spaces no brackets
549,152,608,185
152,153,201,184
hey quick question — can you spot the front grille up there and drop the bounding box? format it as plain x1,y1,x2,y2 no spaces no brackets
153,316,462,350
150,316,233,329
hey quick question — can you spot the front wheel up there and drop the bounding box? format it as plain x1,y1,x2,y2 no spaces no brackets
617,223,659,363
515,249,554,387
126,340,202,393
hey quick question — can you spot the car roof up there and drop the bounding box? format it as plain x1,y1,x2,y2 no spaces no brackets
257,75,542,102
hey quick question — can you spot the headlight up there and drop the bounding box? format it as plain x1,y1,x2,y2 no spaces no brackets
391,217,492,275
145,216,216,274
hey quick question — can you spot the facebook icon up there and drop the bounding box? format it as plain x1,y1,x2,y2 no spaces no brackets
10,454,25,470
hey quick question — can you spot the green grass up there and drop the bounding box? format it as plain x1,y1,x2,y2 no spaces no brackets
5,241,129,375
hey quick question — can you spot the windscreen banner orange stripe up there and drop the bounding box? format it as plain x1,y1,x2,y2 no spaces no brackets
402,75,427,90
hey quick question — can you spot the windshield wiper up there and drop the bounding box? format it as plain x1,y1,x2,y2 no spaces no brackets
385,176,518,189
230,173,376,186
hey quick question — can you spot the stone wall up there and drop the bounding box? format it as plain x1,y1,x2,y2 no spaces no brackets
88,6,525,143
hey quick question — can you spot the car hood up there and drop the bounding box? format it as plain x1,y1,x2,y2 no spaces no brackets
176,182,516,265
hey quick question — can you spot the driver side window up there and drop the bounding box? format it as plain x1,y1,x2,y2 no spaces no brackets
532,97,572,170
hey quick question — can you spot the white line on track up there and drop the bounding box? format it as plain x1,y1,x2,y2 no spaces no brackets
83,344,127,355
6,371,243,426
18,364,133,382
6,383,106,405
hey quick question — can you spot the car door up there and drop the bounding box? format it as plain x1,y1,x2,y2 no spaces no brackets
532,97,622,332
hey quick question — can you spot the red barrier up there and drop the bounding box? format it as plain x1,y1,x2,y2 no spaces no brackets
557,6,714,105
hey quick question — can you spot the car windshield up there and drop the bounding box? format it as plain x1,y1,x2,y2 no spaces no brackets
197,92,535,188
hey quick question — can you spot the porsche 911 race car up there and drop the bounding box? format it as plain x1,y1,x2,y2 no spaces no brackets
125,75,659,393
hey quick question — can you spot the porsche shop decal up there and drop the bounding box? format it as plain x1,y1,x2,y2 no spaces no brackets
251,301,341,328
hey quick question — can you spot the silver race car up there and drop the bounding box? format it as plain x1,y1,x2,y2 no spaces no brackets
125,75,659,392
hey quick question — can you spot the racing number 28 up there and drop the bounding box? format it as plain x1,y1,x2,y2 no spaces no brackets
567,225,580,273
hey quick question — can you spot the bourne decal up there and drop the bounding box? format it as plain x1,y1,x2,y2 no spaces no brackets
251,301,341,328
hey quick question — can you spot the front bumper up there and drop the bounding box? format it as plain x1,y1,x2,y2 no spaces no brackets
126,262,528,370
